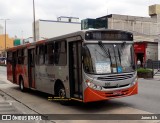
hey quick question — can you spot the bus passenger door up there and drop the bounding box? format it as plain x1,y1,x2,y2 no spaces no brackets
69,41,83,99
12,51,17,83
28,48,35,88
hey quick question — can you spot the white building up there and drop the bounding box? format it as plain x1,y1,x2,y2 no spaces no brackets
34,16,81,41
23,37,34,44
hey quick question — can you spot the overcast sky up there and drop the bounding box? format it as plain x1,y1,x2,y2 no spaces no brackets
0,0,159,39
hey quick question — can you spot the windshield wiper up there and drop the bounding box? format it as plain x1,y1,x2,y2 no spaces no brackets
98,41,109,56
118,47,121,64
98,41,112,65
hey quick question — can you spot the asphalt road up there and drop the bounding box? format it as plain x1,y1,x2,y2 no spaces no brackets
0,66,160,123
114,78,160,114
0,66,6,75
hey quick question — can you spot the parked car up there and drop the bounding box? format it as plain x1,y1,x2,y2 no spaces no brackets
0,57,6,64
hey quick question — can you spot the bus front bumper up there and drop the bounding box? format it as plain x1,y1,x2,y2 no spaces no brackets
84,82,138,103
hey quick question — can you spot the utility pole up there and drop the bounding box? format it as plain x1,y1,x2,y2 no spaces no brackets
0,19,10,54
33,0,36,42
0,19,10,65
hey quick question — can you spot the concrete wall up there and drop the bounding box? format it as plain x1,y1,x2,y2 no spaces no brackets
98,4,160,60
146,43,158,61
0,34,14,51
106,14,160,42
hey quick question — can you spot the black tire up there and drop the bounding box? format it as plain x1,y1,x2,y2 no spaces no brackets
57,85,70,105
19,78,26,92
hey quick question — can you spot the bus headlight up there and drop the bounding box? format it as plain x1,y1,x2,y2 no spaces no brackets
87,81,102,91
131,77,138,86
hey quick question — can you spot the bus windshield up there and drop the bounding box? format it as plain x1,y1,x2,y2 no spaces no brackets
83,43,135,74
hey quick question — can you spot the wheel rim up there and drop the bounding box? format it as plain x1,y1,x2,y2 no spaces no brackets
20,80,23,90
59,89,65,98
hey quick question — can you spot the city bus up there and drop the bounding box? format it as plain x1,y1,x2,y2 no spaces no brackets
7,29,138,103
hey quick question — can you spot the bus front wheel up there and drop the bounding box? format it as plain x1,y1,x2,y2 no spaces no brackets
58,88,66,99
57,86,69,105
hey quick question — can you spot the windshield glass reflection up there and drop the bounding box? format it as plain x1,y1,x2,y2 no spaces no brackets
83,43,135,74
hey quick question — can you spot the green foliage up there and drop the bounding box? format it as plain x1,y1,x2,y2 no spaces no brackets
137,68,152,73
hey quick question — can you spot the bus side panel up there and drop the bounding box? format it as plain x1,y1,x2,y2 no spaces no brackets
7,51,14,83
16,64,29,88
23,65,29,88
35,65,69,95
35,65,53,94
7,62,13,82
45,65,56,94
16,64,22,84
51,66,69,95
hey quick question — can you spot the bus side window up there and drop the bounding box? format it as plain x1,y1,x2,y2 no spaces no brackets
17,49,24,64
55,41,67,66
45,42,54,65
24,49,27,65
39,45,45,65
36,45,45,65
7,52,13,64
36,46,39,65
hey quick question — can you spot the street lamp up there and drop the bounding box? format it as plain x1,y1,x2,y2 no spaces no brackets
33,0,36,42
0,19,10,52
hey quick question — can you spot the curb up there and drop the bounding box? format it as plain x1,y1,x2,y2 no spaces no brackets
0,64,6,67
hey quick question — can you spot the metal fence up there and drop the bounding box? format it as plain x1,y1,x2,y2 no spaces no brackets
144,60,160,69
143,60,160,76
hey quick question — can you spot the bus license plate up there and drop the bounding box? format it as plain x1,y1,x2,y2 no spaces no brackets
113,90,122,95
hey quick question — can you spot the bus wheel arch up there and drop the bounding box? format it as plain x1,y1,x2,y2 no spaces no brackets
54,79,70,105
54,79,65,97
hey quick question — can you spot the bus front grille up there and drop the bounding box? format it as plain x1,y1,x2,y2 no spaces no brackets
105,89,129,97
97,74,133,81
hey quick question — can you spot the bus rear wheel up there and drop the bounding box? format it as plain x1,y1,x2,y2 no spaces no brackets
19,78,26,92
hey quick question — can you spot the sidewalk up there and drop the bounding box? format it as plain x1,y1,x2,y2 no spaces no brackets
0,90,21,114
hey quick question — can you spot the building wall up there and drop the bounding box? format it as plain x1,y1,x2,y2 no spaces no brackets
98,4,160,61
146,43,158,61
106,15,160,42
134,42,158,63
98,12,160,43
0,34,14,51
35,19,81,41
